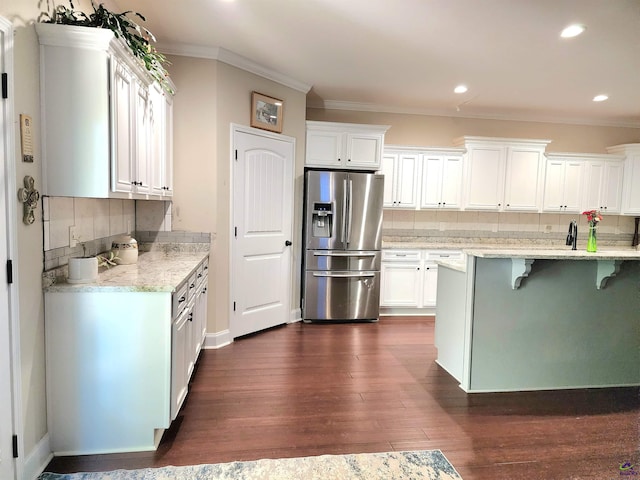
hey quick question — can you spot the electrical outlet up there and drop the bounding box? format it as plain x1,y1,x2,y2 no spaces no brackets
69,226,77,247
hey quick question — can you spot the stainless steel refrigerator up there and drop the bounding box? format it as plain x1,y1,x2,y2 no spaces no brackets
302,170,384,322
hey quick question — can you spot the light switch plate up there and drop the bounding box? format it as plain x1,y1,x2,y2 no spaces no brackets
69,226,77,247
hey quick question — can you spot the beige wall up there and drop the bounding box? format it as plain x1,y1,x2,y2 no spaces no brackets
306,109,640,153
168,58,307,334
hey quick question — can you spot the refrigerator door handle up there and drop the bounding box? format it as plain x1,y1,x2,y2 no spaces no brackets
312,271,376,278
347,179,353,245
341,178,348,244
312,251,377,257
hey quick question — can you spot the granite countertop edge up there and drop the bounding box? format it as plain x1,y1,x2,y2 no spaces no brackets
44,251,210,293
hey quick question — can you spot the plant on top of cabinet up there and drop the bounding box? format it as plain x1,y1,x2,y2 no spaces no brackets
39,0,173,94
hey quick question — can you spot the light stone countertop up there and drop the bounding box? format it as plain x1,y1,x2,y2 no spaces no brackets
44,251,209,293
464,248,640,260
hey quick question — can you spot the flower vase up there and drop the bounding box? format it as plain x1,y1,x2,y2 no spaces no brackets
586,226,597,252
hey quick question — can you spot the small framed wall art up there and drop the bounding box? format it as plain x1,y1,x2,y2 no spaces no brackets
250,91,283,133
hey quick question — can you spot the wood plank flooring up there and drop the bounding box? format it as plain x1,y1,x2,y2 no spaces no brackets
45,317,639,479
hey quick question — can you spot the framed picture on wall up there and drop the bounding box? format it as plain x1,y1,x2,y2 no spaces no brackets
250,91,283,133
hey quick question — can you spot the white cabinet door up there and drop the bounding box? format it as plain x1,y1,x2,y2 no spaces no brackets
543,158,583,212
421,154,463,209
346,132,384,169
306,129,342,167
150,84,166,196
440,155,464,209
504,147,544,211
622,150,640,214
464,145,506,210
171,307,189,421
134,82,151,195
420,155,443,208
163,93,174,196
582,159,623,213
380,263,422,307
306,121,388,170
608,144,640,215
382,152,419,208
112,59,135,194
601,161,624,213
422,263,438,307
381,154,396,207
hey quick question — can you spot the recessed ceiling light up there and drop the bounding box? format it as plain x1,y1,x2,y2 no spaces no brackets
561,24,586,38
593,94,609,102
454,85,468,94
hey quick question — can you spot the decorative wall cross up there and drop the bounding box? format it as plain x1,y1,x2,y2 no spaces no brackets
17,175,40,225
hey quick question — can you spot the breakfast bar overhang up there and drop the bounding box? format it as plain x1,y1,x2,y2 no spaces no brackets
435,249,640,393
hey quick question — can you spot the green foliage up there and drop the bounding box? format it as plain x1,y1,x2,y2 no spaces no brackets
39,0,173,94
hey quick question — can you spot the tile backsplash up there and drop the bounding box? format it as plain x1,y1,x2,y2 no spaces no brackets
383,210,636,247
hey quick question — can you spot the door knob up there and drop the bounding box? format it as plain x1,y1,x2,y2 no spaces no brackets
285,240,292,246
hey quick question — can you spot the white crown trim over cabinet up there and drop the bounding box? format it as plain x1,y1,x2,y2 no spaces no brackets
36,23,174,200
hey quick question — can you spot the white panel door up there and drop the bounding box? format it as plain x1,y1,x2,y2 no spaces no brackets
0,17,16,480
396,154,419,208
380,263,421,307
380,154,397,207
563,161,585,212
232,128,294,338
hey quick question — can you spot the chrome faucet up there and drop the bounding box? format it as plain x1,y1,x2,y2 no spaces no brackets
566,220,577,250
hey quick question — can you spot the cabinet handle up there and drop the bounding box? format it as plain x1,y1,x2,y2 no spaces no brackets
347,158,351,162
198,273,203,278
417,267,420,271
179,296,186,303
190,283,195,288
338,158,341,162
188,313,193,322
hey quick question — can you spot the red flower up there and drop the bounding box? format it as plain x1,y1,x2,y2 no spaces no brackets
582,210,602,226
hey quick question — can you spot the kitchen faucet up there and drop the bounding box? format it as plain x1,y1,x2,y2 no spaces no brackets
566,220,577,250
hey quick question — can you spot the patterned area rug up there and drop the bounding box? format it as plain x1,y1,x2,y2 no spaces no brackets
38,450,462,479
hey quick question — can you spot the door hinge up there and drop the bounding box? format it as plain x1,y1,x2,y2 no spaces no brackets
233,301,236,312
6,259,12,284
12,435,18,458
1,73,7,99
234,226,237,238
235,149,238,161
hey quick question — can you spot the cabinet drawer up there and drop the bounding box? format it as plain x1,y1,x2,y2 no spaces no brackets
172,282,189,318
382,250,421,262
426,250,463,261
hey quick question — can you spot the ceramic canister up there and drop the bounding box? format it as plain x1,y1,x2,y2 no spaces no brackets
111,235,138,265
68,257,99,284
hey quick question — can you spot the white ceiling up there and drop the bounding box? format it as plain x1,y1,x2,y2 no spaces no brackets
113,0,640,127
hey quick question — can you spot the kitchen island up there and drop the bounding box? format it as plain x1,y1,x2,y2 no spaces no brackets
435,248,640,393
44,251,209,455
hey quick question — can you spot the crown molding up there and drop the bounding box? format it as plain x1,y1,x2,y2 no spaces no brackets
156,42,311,94
308,100,640,129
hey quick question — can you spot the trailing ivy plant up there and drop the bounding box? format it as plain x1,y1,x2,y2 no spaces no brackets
39,0,173,94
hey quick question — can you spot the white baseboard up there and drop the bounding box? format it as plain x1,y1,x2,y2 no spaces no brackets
203,329,232,349
289,308,301,323
23,433,52,480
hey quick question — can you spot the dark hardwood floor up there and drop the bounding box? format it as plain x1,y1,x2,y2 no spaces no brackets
46,317,639,479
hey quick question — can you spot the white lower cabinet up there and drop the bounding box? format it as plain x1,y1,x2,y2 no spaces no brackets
380,249,462,313
45,256,208,455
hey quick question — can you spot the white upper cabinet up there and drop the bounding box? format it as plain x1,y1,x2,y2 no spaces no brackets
607,144,640,215
36,23,174,200
150,83,174,197
381,150,420,209
456,137,550,212
420,150,464,209
305,121,389,170
581,154,625,214
542,154,584,213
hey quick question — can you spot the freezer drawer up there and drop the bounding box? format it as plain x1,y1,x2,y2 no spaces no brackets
305,250,381,272
303,270,380,321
